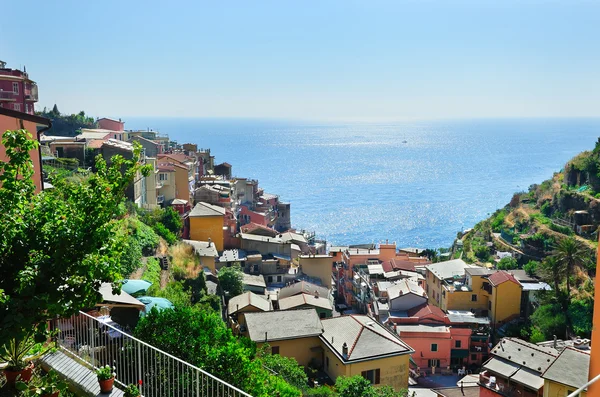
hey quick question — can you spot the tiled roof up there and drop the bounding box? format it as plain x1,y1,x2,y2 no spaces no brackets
488,271,521,287
87,139,106,149
387,279,426,300
181,239,219,258
102,139,133,152
189,202,226,217
541,347,590,390
242,273,266,288
228,291,271,315
406,303,446,320
425,259,475,280
244,309,323,342
278,293,333,311
382,258,421,273
320,315,413,362
240,222,278,237
490,338,558,373
158,152,193,164
157,162,187,172
278,281,329,300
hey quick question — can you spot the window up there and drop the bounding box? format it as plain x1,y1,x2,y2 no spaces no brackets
442,290,446,298
271,346,279,355
455,340,462,348
431,344,438,352
428,359,440,368
360,369,380,384
12,82,19,94
159,173,167,181
471,354,477,361
267,276,273,283
277,276,282,282
471,294,477,302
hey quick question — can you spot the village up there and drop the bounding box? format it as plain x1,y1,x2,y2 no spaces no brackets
0,59,596,397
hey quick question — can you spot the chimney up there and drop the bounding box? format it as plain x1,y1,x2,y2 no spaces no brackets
342,342,348,360
208,237,212,247
265,332,268,342
386,239,388,244
315,290,319,299
553,335,557,349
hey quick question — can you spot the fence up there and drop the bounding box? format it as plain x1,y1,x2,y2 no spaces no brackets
53,311,252,397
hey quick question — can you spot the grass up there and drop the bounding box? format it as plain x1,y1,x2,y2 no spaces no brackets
169,242,202,279
141,257,161,286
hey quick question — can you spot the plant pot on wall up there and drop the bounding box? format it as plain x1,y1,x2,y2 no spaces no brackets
98,377,115,393
3,362,34,386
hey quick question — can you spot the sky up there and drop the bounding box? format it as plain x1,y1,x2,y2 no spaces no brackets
1,1,599,121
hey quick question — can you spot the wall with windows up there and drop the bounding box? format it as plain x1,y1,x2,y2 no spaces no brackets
543,379,587,397
255,336,322,367
395,328,452,370
489,281,522,326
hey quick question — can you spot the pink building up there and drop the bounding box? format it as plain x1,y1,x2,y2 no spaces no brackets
239,205,271,227
97,117,125,132
0,61,38,115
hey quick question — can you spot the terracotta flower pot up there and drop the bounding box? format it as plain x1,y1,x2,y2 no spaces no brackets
98,377,115,393
3,362,34,386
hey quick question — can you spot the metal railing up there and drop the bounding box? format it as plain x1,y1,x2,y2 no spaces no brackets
54,311,252,397
567,373,600,397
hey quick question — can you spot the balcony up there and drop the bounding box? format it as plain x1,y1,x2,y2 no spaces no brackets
24,85,39,101
47,311,251,396
0,91,16,101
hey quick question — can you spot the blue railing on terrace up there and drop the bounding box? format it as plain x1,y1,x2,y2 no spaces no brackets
54,311,252,397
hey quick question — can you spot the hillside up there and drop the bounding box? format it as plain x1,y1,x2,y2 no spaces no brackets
457,139,600,341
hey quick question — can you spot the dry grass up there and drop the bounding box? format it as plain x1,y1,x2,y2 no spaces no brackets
169,242,202,279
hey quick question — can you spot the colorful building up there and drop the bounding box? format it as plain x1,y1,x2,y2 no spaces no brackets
181,239,219,273
298,254,335,287
278,293,333,318
228,291,272,333
588,235,600,395
0,107,51,192
542,347,590,397
487,271,523,327
0,61,38,115
188,202,226,251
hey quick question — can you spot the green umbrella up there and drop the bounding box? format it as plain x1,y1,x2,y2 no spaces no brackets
121,279,153,296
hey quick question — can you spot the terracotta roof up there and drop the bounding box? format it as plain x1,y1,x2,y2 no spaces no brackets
87,139,106,149
159,152,193,164
228,291,271,315
157,162,187,171
407,303,446,320
240,222,278,237
383,258,422,272
488,271,521,287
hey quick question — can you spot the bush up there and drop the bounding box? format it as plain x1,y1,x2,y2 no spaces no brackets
530,303,567,340
540,201,552,216
523,260,539,277
568,299,593,336
154,223,177,245
218,265,244,298
141,258,161,287
497,256,518,270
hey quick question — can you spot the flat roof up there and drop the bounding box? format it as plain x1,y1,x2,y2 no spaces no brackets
244,309,323,342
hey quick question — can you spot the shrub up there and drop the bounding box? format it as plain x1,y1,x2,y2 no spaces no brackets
497,256,518,270
568,299,593,336
141,258,161,287
523,260,539,276
154,223,177,245
530,304,567,340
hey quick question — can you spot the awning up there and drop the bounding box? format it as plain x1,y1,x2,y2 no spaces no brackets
451,349,469,358
138,296,174,315
121,279,153,296
409,357,418,367
98,283,145,310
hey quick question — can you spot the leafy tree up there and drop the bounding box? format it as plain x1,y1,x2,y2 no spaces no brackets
154,222,177,244
523,260,539,277
553,237,586,297
258,346,308,391
218,265,244,298
421,249,438,262
529,327,546,344
530,303,567,340
497,256,518,270
335,376,372,397
161,207,184,236
568,299,594,336
539,256,565,298
0,129,145,346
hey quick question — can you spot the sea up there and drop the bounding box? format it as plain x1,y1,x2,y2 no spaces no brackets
127,117,600,250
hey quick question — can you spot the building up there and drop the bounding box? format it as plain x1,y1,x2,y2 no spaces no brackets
181,239,219,273
298,254,335,287
542,347,590,397
0,60,38,115
131,135,162,158
479,338,558,397
97,118,124,132
0,107,51,192
278,292,333,318
228,291,272,333
277,281,330,301
242,273,267,295
320,314,413,390
188,202,226,251
241,309,324,367
425,259,477,311
214,162,232,178
487,271,522,327
239,233,301,260
589,236,600,395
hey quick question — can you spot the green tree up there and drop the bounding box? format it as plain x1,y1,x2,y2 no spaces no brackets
497,256,518,270
161,206,184,236
539,256,565,298
553,237,586,297
0,129,145,346
335,376,372,397
258,346,308,391
568,299,594,336
530,303,567,340
218,265,244,298
523,260,539,277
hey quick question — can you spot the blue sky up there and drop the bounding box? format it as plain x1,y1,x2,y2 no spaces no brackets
2,1,599,120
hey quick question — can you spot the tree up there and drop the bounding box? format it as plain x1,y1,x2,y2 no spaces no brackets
530,303,567,340
568,299,594,336
523,260,539,277
335,376,373,397
258,346,308,391
497,256,518,270
553,237,586,297
0,129,146,345
421,249,438,262
161,207,184,236
218,265,244,298
539,256,565,298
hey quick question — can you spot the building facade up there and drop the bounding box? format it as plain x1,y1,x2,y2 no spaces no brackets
0,61,38,115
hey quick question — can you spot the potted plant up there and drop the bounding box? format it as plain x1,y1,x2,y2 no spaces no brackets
16,369,67,397
0,336,43,386
96,365,116,393
124,383,141,397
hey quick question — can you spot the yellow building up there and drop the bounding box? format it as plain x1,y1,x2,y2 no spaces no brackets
228,291,272,334
488,271,522,327
181,239,219,273
425,259,477,311
542,347,590,397
188,202,226,251
241,308,413,391
241,309,324,367
299,254,334,287
320,315,413,390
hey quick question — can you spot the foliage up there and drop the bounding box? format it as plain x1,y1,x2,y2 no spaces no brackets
218,265,244,298
141,257,161,287
36,106,97,136
16,369,67,396
183,272,207,304
134,306,300,396
152,281,192,307
549,222,574,236
258,346,308,391
553,237,586,296
154,222,178,244
523,260,539,277
334,375,373,397
528,327,546,344
138,206,183,239
0,129,146,353
497,256,518,270
530,303,567,340
96,365,116,380
115,217,160,274
490,209,508,232
568,298,594,336
305,387,337,396
0,334,47,370
539,256,566,298
124,383,141,397
540,201,552,216
421,248,438,262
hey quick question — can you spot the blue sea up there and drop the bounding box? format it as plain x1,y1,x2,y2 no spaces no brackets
127,118,600,249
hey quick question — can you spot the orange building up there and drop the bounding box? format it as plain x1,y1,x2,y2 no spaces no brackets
0,107,51,192
588,235,600,395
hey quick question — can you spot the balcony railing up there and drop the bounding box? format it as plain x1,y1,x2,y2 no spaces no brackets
0,91,16,100
53,311,252,397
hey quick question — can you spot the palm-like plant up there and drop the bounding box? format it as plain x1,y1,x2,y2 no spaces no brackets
552,237,586,297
